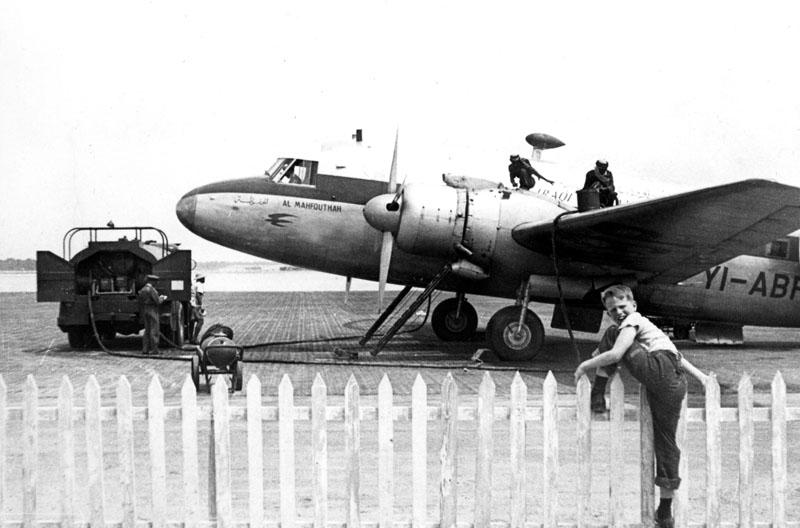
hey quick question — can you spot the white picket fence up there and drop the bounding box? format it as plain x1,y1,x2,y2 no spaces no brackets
0,371,798,528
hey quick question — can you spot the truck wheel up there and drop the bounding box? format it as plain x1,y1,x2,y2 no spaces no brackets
171,302,185,347
67,327,88,349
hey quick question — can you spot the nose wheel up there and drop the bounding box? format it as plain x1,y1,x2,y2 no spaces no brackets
431,297,478,341
487,306,544,361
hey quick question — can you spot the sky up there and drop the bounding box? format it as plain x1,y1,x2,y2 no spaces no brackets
1,1,799,261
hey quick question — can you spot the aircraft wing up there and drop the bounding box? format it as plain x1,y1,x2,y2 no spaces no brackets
512,179,800,284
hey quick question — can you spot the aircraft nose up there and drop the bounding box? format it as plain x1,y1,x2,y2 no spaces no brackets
364,193,401,233
175,193,197,229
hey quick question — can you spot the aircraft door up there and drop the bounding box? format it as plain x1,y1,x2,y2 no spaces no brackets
461,189,502,269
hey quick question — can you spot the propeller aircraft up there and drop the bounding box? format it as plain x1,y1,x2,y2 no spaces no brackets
176,132,800,360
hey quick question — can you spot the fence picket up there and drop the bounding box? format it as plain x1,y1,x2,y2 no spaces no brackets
771,371,787,528
181,376,200,528
475,372,495,528
411,374,426,528
543,372,558,528
609,373,624,528
85,375,105,528
378,374,394,528
675,393,688,528
116,376,136,528
0,375,5,528
148,376,167,528
212,378,233,528
312,373,328,528
1,370,800,528
439,373,458,528
705,374,721,528
738,374,754,528
575,375,591,528
640,386,654,527
58,376,75,528
23,375,37,528
279,374,296,528
509,373,527,528
345,375,361,528
247,375,265,528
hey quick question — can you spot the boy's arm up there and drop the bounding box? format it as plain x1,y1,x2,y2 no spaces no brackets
575,327,635,381
680,355,708,385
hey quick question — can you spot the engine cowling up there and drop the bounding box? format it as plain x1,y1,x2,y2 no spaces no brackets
394,185,467,260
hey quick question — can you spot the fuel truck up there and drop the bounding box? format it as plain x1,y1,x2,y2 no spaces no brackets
36,226,192,349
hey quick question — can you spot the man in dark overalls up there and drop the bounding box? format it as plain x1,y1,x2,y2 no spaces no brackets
508,154,553,190
138,274,165,355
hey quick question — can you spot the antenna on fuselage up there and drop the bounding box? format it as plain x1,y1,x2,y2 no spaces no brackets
525,132,565,164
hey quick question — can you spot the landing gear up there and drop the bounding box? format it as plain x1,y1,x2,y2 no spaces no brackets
486,306,545,361
431,296,478,341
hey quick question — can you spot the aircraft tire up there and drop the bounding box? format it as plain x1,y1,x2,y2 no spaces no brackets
487,306,544,361
431,298,478,341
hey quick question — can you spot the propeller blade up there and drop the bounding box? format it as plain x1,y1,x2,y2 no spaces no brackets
391,172,408,205
378,231,393,310
388,128,399,192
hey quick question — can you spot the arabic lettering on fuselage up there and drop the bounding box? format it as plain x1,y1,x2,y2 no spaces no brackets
233,194,269,205
704,265,800,299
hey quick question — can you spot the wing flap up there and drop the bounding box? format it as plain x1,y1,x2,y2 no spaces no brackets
512,179,800,284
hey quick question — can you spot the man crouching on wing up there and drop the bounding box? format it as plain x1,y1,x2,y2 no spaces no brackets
574,285,708,528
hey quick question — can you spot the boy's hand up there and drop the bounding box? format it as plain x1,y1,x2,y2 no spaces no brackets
574,363,588,383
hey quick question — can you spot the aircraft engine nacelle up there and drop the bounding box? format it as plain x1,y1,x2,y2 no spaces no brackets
395,185,502,270
393,185,466,260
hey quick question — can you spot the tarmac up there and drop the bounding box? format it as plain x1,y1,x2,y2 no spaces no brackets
2,290,800,407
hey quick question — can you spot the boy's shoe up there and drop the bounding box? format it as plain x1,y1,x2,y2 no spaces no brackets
655,517,674,528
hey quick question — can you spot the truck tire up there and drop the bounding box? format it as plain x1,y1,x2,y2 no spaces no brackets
171,301,185,347
67,327,88,349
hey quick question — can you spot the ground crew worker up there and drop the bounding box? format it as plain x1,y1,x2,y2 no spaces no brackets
138,274,166,355
190,272,206,344
508,154,553,190
583,159,618,207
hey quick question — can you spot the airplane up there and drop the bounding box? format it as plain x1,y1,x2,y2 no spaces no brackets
175,132,800,360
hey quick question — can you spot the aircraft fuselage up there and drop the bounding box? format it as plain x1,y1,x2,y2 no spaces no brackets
177,171,800,329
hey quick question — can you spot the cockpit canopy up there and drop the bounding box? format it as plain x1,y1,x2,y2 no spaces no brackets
265,158,319,186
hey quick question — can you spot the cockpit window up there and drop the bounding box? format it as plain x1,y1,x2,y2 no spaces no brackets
266,158,319,186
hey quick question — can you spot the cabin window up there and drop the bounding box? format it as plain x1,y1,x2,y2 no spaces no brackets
766,239,789,259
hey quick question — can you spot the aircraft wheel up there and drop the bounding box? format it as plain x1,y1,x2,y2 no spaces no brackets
431,298,478,341
487,306,545,361
191,355,200,391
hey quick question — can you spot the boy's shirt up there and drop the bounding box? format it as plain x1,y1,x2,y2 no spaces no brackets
617,312,678,355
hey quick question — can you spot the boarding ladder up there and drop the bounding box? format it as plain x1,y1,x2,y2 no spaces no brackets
360,264,451,356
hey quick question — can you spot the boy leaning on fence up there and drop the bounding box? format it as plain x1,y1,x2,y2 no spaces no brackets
574,285,709,528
